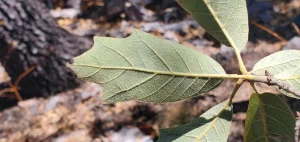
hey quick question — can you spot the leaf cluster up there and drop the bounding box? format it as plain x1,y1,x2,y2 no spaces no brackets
68,0,300,141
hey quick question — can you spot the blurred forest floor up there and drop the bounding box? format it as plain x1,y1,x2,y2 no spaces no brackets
1,0,300,142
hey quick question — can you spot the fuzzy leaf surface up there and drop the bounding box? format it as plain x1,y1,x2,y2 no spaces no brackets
244,93,295,142
69,30,225,103
157,101,232,142
176,0,249,51
251,50,300,98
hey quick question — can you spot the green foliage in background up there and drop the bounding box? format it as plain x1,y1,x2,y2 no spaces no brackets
68,0,300,141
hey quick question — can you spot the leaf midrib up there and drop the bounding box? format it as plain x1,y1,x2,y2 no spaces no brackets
195,101,230,142
258,95,269,142
159,102,230,142
73,64,232,79
203,0,240,52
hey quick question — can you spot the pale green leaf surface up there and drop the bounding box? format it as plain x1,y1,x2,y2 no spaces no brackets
69,30,226,103
176,0,249,51
157,101,232,142
251,50,300,98
244,93,295,142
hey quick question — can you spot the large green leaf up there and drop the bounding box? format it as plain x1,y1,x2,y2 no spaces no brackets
176,0,249,52
251,50,300,98
244,93,295,142
69,30,226,103
157,101,232,142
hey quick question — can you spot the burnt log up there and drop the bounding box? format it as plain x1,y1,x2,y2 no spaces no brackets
0,0,91,99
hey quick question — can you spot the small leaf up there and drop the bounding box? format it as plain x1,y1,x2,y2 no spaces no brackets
157,101,232,142
69,30,226,103
251,50,300,98
244,93,295,142
176,0,249,51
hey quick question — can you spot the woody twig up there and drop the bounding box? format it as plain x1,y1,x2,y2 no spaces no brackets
252,70,300,98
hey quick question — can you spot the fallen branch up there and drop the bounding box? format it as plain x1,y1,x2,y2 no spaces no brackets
251,21,287,44
0,47,54,101
0,88,16,96
292,22,300,36
14,66,36,87
7,82,23,101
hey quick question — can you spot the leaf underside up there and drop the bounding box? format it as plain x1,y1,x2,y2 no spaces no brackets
157,101,232,142
251,50,300,99
176,0,249,51
244,93,295,142
69,30,226,103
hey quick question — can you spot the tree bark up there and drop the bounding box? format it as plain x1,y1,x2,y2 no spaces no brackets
0,0,91,99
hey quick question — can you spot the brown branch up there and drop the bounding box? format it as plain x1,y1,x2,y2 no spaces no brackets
14,66,36,87
14,47,54,87
0,40,21,100
252,71,300,98
0,47,54,101
0,88,16,96
1,65,35,101
7,81,23,101
251,21,287,44
292,22,300,36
